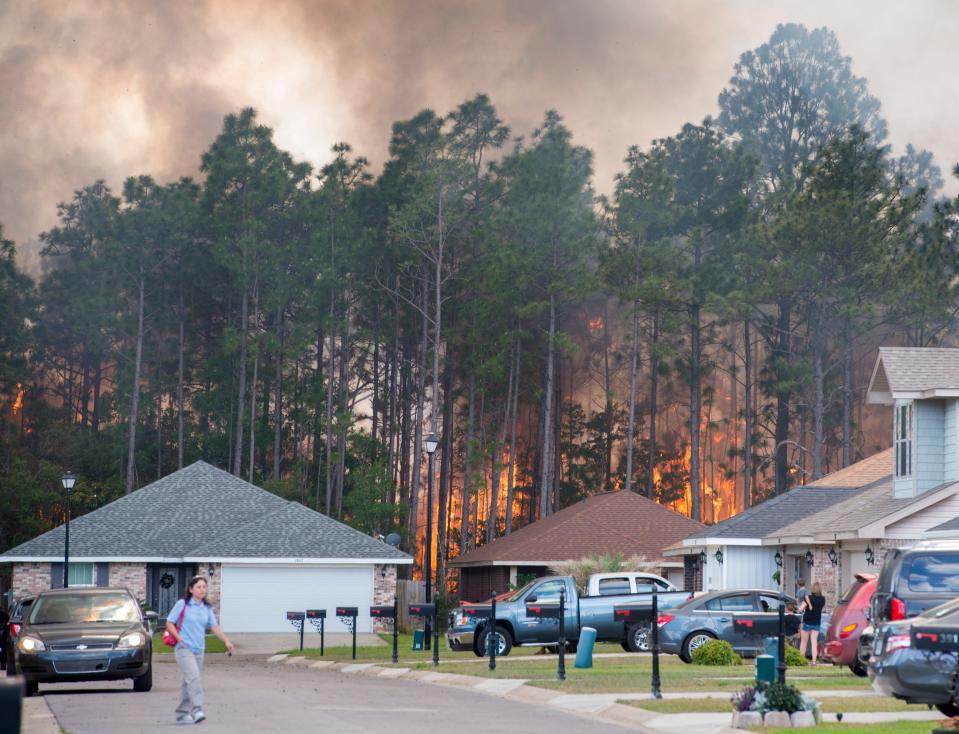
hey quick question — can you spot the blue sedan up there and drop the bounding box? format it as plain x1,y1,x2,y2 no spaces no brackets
658,589,802,662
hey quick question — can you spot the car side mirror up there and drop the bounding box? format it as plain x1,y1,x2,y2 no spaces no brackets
527,595,537,603
144,610,158,631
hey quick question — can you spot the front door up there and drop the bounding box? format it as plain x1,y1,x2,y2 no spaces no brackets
157,566,184,617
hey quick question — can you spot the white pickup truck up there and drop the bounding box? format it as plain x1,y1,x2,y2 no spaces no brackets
584,572,677,597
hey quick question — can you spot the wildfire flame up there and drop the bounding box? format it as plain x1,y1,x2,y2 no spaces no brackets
12,383,23,415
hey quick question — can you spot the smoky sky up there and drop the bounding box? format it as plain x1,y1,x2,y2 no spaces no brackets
3,0,958,272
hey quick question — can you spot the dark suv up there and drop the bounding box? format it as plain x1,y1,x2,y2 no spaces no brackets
871,542,959,624
3,597,33,674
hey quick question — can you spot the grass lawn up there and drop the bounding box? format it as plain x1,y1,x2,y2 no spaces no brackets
630,696,934,714
404,655,873,694
752,724,951,734
280,633,479,663
151,631,228,654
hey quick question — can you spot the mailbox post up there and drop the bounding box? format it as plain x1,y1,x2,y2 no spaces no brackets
732,611,799,685
614,603,658,697
409,603,438,665
777,589,787,684
336,606,359,660
286,611,305,651
525,600,563,681
650,586,661,698
370,602,399,664
490,593,497,671
306,609,326,655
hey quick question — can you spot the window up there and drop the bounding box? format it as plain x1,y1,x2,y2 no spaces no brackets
706,594,754,612
906,554,959,593
597,578,631,596
895,402,912,477
528,580,565,602
759,594,785,612
68,563,95,587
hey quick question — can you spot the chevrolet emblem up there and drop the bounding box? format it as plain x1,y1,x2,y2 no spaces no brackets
76,644,88,650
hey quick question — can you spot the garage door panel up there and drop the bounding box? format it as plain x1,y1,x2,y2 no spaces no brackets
220,566,374,633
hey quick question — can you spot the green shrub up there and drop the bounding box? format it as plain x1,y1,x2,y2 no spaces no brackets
759,680,804,713
691,639,742,666
784,644,809,667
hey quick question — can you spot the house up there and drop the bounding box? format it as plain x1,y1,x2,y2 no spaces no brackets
448,489,704,601
0,461,412,633
671,347,959,609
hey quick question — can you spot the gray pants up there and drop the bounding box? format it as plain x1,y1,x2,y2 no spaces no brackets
174,646,204,717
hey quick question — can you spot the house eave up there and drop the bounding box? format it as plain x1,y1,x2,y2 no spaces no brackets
182,557,413,565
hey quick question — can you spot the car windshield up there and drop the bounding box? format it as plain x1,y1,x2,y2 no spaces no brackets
838,579,864,605
28,594,140,625
500,581,537,602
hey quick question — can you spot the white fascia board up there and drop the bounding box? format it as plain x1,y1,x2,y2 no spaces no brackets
448,560,560,568
921,389,959,399
662,546,692,557
0,556,184,563
698,538,763,546
867,391,894,406
812,531,861,541
761,535,820,546
183,557,413,565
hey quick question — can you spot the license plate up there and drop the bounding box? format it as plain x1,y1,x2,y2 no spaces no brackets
873,636,883,655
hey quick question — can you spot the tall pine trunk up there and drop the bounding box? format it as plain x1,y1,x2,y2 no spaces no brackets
461,374,475,552
505,340,520,535
743,319,752,509
774,302,792,495
233,283,249,477
177,289,185,469
842,318,853,467
625,306,639,492
811,308,825,480
125,275,145,494
647,316,659,499
539,289,556,518
272,308,283,480
689,303,701,521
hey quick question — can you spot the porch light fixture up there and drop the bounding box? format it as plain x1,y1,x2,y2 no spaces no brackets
208,565,215,578
424,433,439,455
827,548,838,566
714,549,724,565
698,550,707,568
774,551,783,567
805,550,815,567
865,546,875,566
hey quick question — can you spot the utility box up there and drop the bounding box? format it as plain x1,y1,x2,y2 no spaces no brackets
412,629,424,650
756,654,775,683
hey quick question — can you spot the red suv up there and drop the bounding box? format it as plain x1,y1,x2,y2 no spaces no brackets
821,573,876,676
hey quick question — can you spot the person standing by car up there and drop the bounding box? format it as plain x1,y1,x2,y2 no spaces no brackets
166,575,234,725
798,581,826,664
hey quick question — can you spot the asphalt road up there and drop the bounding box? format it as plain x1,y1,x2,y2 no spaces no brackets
37,656,629,733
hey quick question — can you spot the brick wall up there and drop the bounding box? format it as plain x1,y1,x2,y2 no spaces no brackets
683,555,702,593
107,563,147,603
204,563,222,618
12,563,53,598
372,564,398,633
809,546,840,610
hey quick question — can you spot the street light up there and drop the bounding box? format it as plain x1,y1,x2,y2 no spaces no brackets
423,433,439,651
61,472,76,588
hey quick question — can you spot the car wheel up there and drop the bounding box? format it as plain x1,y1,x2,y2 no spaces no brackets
937,702,959,717
133,662,153,692
680,631,716,663
625,624,650,653
477,625,512,657
848,662,868,678
24,680,38,697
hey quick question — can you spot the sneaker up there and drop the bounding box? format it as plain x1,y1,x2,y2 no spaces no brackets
192,711,206,724
176,715,193,725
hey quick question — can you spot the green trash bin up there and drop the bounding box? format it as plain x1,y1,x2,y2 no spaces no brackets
756,653,775,683
412,629,424,650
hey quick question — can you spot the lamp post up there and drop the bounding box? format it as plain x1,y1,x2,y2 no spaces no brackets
61,472,76,588
423,433,439,650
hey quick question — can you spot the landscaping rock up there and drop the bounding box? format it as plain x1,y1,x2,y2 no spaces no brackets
732,711,763,729
763,711,792,728
791,711,816,728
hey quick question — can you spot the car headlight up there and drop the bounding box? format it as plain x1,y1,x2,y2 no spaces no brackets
117,631,146,648
18,636,45,653
453,612,466,627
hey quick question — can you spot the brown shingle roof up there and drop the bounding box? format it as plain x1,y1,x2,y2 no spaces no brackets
805,448,893,488
448,490,704,567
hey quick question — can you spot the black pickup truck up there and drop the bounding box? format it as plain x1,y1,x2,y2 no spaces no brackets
446,575,691,656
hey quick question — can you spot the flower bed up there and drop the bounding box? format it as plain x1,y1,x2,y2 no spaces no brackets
731,680,820,729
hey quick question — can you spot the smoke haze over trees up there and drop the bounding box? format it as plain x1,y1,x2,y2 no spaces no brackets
2,21,959,594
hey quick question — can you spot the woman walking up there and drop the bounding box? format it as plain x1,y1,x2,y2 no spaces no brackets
798,580,826,664
166,575,234,725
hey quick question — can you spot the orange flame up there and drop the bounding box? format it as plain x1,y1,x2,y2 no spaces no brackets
12,383,23,415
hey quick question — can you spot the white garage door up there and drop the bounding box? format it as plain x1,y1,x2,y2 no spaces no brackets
219,565,374,633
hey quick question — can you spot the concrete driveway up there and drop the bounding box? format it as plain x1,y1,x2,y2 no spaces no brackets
35,656,634,733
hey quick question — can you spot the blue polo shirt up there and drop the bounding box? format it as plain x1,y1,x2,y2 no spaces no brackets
167,599,217,654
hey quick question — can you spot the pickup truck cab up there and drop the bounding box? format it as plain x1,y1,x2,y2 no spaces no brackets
447,574,691,656
585,572,676,597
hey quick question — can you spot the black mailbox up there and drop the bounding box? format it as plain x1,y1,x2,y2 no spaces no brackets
286,611,305,621
525,603,561,619
613,605,654,623
336,606,358,617
370,605,396,618
408,603,437,617
913,626,959,652
306,609,326,619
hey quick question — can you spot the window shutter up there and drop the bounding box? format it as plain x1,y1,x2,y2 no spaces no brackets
96,563,110,587
51,563,64,589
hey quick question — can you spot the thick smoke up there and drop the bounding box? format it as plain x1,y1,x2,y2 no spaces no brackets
2,0,956,271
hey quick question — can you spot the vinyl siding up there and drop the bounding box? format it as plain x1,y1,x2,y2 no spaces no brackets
705,546,778,592
944,400,957,483
916,400,946,493
885,491,959,538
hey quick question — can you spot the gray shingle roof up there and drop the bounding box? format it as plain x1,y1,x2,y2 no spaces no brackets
0,461,410,562
929,517,959,533
685,484,868,540
869,347,959,403
766,477,959,541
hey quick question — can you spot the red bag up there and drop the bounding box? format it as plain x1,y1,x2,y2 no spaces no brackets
162,602,186,648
